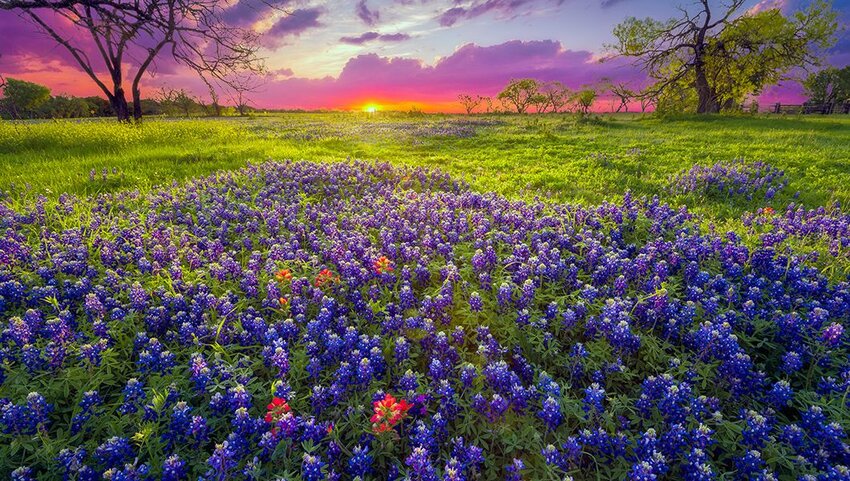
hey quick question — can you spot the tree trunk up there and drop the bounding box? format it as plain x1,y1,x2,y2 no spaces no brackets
694,59,720,114
132,86,143,121
112,87,130,122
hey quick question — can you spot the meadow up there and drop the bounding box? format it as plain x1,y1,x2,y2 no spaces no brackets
3,113,850,215
0,113,849,480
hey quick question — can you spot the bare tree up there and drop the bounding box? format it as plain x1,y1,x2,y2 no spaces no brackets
226,71,265,116
457,94,483,114
1,0,275,121
206,85,222,117
480,96,494,113
157,87,197,116
602,79,636,113
638,88,657,113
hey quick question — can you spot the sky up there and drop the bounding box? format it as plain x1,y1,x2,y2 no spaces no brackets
0,0,848,112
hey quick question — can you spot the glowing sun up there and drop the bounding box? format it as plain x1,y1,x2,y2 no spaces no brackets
364,104,379,113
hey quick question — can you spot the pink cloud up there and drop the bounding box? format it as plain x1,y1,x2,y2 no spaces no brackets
250,40,646,110
4,3,843,114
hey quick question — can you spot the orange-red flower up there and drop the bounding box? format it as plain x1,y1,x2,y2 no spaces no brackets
275,269,293,283
314,268,339,288
762,207,775,215
373,256,394,274
370,394,413,434
278,297,289,308
265,397,291,423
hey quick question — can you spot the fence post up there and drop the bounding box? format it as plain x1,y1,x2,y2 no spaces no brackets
774,102,781,114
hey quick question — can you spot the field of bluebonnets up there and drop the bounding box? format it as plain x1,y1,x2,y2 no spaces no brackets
1,113,850,480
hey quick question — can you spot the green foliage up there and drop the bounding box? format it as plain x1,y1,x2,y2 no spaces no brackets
570,88,598,115
1,113,850,222
0,114,849,475
609,16,672,56
611,0,840,113
707,1,840,107
0,78,51,119
804,66,850,104
497,79,539,114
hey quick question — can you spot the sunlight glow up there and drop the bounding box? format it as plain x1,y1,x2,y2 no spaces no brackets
364,104,379,113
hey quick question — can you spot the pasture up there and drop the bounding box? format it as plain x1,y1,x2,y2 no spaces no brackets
3,113,850,214
1,113,849,480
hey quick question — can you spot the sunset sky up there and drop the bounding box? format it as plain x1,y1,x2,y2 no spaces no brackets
1,0,848,111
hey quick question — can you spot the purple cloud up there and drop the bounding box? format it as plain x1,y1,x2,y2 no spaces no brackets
222,0,292,26
262,8,323,47
356,0,381,26
340,31,412,45
437,0,565,27
252,39,646,110
600,0,630,7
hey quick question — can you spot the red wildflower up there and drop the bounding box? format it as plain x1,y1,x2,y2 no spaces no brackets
762,207,775,215
279,297,289,307
265,397,291,424
373,256,394,274
314,268,339,288
275,269,293,283
370,394,413,434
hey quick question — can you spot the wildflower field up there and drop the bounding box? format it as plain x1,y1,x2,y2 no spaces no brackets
1,113,850,480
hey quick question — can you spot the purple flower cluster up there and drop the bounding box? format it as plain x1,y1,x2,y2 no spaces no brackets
743,202,850,260
669,159,788,200
0,160,847,479
255,118,504,142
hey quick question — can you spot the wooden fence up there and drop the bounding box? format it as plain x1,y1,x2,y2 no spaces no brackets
765,102,850,115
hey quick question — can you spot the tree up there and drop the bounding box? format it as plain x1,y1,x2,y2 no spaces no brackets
43,95,92,118
226,71,265,116
457,94,483,114
804,66,850,105
156,87,198,117
206,85,222,117
0,77,51,119
537,81,571,113
571,88,598,115
638,87,658,113
602,78,636,113
84,96,113,117
173,90,196,117
481,96,494,113
609,0,838,113
1,0,273,121
497,78,539,114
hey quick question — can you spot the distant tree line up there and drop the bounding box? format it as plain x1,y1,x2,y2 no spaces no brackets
458,80,602,115
0,77,259,120
458,78,663,115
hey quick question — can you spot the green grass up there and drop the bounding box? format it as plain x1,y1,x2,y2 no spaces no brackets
2,112,849,221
